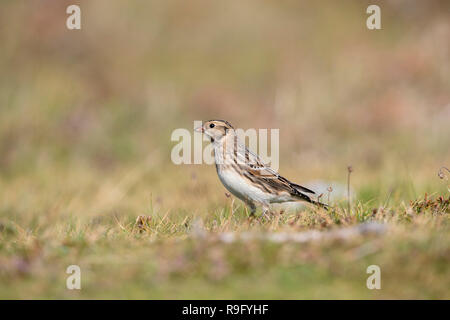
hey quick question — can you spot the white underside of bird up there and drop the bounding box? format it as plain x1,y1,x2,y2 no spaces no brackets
216,165,293,205
213,141,295,214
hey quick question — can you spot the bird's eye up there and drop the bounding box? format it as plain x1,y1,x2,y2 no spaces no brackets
209,123,215,128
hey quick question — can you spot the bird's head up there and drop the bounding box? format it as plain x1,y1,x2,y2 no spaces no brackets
195,120,234,142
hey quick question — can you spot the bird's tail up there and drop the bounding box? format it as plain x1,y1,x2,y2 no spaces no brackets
295,192,330,211
310,199,330,211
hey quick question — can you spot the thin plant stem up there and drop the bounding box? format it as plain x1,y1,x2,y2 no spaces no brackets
347,166,353,215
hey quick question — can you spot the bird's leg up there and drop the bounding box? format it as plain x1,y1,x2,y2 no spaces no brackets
259,203,271,221
245,200,257,217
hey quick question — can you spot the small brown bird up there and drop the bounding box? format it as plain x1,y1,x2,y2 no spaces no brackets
195,120,328,216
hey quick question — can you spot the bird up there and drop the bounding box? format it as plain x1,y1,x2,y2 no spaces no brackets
195,120,328,216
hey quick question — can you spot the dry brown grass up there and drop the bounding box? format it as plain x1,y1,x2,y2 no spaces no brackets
0,0,449,299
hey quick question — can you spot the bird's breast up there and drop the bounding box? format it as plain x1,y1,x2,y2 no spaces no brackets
216,164,273,203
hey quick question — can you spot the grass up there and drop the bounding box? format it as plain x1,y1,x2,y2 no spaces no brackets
0,170,448,299
0,1,449,299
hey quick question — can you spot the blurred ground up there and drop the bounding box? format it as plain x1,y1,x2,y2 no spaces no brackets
0,0,449,299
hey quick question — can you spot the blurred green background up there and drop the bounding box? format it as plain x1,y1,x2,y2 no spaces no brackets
0,0,449,299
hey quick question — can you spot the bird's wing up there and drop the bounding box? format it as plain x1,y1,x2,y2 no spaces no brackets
235,142,316,197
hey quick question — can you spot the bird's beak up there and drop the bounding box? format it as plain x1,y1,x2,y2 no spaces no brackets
194,126,204,133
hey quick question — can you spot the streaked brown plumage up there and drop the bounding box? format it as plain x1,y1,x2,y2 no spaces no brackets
195,120,328,215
